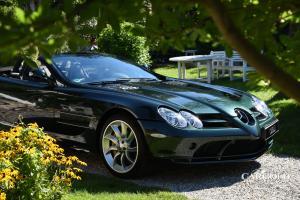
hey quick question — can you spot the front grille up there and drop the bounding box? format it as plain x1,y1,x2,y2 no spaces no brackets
193,140,229,157
234,108,255,125
198,114,236,128
223,140,265,156
193,139,267,159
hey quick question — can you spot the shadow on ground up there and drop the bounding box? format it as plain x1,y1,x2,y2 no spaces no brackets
62,143,261,193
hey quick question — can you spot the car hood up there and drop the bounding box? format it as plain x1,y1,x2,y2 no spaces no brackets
101,80,254,116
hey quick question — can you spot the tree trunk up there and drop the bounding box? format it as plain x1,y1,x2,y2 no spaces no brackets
201,0,300,103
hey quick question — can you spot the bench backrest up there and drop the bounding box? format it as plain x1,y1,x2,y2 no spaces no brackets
210,51,226,58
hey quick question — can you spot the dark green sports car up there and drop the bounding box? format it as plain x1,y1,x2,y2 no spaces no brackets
0,53,279,177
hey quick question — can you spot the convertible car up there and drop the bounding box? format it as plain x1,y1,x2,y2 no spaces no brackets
0,53,279,177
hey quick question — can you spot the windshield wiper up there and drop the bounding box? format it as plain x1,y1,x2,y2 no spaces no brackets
86,79,130,85
117,78,160,82
86,78,159,85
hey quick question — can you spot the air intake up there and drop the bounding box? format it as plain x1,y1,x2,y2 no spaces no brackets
234,108,255,126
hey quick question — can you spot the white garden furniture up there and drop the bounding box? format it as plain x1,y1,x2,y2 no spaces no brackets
228,51,255,82
170,50,255,83
210,51,230,80
169,54,216,83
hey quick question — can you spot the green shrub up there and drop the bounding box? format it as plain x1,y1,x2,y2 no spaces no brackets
0,123,86,200
98,23,151,66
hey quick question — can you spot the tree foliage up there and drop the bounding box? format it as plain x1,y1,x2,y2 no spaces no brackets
0,0,299,102
98,23,151,65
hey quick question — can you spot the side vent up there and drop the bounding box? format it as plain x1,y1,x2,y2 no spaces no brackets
250,107,267,120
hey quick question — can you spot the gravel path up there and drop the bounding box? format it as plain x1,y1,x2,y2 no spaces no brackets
65,146,300,200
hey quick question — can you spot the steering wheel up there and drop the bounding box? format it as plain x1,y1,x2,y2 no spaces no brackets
68,63,90,82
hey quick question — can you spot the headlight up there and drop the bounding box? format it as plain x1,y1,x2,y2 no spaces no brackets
158,107,203,129
180,111,203,129
158,107,188,128
252,96,271,117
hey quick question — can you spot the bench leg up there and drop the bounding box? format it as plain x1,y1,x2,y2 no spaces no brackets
207,63,212,83
197,62,200,78
242,63,247,82
243,71,247,82
177,62,181,79
229,68,233,81
182,63,186,79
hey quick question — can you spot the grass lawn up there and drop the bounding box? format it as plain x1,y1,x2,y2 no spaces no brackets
154,65,300,157
154,65,208,79
64,173,186,200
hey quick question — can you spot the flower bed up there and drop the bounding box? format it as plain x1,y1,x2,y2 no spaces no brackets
0,123,86,200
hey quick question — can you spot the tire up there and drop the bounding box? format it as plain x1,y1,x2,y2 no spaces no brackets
99,113,149,178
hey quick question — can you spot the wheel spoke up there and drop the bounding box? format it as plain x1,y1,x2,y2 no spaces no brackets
111,124,122,139
120,153,126,169
105,146,118,155
127,147,137,152
112,152,121,166
121,122,127,136
104,134,118,145
125,150,134,163
127,131,134,144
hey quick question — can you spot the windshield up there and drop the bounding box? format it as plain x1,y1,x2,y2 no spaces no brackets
52,54,158,84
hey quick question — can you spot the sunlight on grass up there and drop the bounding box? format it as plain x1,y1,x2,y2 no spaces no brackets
154,66,300,157
154,65,207,79
64,174,186,200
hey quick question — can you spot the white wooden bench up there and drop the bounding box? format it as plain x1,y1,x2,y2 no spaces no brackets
228,51,255,82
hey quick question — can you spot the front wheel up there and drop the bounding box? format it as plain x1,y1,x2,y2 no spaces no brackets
99,114,148,178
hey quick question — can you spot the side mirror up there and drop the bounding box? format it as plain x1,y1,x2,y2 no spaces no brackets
30,68,45,79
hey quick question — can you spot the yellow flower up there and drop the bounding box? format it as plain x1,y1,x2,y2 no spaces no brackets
28,147,36,154
0,122,86,198
52,175,61,183
41,157,51,165
10,126,22,135
0,192,6,200
28,123,38,129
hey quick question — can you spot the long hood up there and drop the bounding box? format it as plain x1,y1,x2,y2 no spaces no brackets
101,80,253,116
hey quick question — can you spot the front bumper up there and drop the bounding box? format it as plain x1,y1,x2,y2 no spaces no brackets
139,117,279,164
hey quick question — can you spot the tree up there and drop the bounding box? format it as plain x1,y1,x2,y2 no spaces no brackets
201,0,300,103
0,0,299,102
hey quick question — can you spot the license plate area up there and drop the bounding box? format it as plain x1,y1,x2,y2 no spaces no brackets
262,120,279,140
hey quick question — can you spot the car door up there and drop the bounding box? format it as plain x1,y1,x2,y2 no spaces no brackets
46,56,100,138
49,86,99,139
0,63,99,144
0,75,56,131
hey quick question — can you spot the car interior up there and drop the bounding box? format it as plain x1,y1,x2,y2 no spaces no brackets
0,59,53,83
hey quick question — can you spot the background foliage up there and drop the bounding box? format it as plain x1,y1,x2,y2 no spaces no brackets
98,23,151,65
0,0,299,100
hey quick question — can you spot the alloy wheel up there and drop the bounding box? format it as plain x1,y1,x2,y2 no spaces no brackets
102,120,138,173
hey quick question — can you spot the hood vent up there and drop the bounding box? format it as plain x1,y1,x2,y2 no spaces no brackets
234,108,255,126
